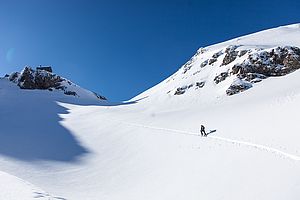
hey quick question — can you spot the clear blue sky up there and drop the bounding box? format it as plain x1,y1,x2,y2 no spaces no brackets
0,0,299,101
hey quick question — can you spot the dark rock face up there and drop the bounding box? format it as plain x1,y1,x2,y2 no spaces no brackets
242,73,267,83
174,45,300,98
233,46,300,77
173,45,300,97
174,84,193,95
208,58,217,65
214,72,229,84
200,60,208,68
64,91,77,96
9,72,20,82
18,67,63,90
7,66,107,100
282,47,300,72
224,46,300,95
174,82,205,95
93,92,107,100
174,87,187,95
238,50,248,57
18,67,35,89
221,46,239,66
226,81,252,96
196,81,205,88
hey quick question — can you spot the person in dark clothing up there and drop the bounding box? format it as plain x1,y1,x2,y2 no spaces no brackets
200,125,206,136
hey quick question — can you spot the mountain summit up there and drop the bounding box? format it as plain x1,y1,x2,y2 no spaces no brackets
134,23,300,103
4,66,107,101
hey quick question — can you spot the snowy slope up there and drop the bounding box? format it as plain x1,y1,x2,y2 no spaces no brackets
0,24,300,200
133,23,300,108
0,170,56,200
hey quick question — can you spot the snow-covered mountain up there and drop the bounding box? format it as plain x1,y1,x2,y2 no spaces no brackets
0,24,300,200
4,66,107,101
134,23,300,106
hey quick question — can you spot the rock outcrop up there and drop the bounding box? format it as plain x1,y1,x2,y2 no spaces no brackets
176,45,300,96
221,45,239,66
214,72,229,84
232,46,300,77
226,79,252,96
6,66,107,100
226,46,300,94
16,67,63,90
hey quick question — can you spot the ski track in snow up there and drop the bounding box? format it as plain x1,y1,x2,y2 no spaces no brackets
117,120,300,162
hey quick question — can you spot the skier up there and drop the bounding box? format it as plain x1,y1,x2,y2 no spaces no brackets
200,125,206,137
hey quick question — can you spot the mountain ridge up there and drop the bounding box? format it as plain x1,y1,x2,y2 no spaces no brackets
133,23,300,103
3,66,107,101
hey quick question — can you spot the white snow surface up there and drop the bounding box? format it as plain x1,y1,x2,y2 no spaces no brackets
0,23,300,200
0,170,55,200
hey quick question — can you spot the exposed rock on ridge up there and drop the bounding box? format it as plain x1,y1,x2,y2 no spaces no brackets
7,66,107,100
173,45,300,96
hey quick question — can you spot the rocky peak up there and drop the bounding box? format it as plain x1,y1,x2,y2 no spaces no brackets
7,66,107,100
14,67,63,90
169,45,300,96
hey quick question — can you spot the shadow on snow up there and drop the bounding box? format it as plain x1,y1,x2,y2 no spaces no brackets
0,81,147,162
0,91,91,162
